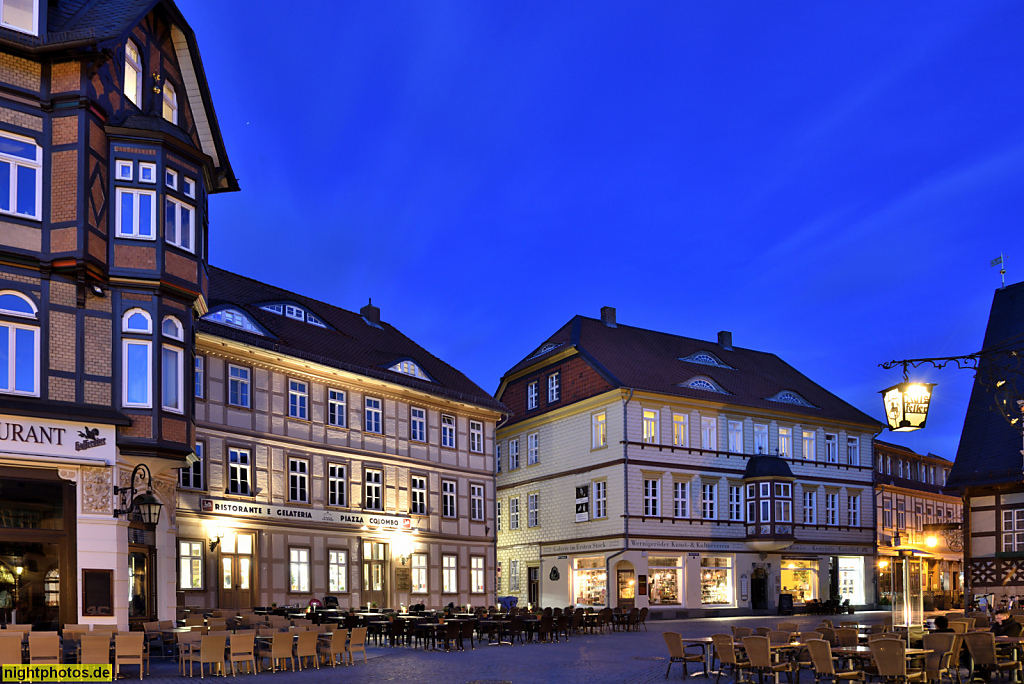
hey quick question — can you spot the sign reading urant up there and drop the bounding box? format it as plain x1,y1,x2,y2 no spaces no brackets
199,498,413,531
0,414,116,461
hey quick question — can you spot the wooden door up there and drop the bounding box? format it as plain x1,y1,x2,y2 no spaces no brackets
528,567,539,606
617,569,635,611
218,531,254,610
362,541,388,608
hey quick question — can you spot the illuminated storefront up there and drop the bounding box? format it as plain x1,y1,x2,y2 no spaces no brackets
780,559,818,603
700,555,734,606
648,556,681,605
572,557,607,606
838,556,865,604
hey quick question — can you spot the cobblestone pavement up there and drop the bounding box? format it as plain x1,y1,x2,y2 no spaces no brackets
139,612,891,684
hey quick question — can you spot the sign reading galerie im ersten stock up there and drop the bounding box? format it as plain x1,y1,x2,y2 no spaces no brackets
0,414,116,461
199,498,414,531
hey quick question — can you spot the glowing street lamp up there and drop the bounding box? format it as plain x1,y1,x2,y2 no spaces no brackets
880,381,936,432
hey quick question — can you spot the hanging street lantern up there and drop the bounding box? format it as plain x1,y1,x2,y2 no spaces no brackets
880,381,936,432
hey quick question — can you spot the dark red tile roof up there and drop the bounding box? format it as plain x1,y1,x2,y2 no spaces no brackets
198,267,506,414
948,281,1024,490
503,315,883,428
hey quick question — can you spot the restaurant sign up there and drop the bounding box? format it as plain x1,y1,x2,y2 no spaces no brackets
0,414,116,462
199,498,413,531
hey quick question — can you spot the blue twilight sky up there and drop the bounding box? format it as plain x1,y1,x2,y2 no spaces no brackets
179,1,1024,460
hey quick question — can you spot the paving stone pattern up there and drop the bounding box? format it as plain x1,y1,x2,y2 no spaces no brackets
141,612,891,684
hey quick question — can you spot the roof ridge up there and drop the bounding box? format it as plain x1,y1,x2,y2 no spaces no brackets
576,314,769,356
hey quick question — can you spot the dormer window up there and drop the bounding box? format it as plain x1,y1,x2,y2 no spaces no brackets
680,351,731,368
259,302,329,328
203,307,265,335
1,0,38,36
125,40,143,108
389,359,430,381
162,82,178,124
285,305,303,320
681,376,728,393
767,391,816,408
528,342,560,360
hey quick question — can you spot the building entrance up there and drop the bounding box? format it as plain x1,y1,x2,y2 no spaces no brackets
362,542,388,608
217,531,255,610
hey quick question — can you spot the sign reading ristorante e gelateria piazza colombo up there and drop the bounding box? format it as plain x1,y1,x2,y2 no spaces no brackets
198,498,414,531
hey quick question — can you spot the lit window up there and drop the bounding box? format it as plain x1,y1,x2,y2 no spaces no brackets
412,553,428,593
165,197,194,252
162,81,178,124
672,413,688,447
389,359,430,380
508,439,519,470
179,541,203,590
592,412,607,448
643,478,660,516
288,380,308,419
642,409,659,444
673,481,688,519
227,364,250,408
442,555,457,593
289,548,310,592
528,492,539,527
471,484,485,521
441,414,456,448
328,389,346,427
410,407,426,442
204,308,264,335
0,0,38,34
0,291,39,396
825,434,838,463
410,475,426,515
471,557,485,593
364,469,382,510
778,427,792,457
180,441,204,490
469,420,483,453
527,433,539,464
442,480,457,518
802,430,816,461
365,397,382,433
115,188,156,239
289,458,308,503
0,133,41,219
122,309,152,408
328,550,347,593
124,40,142,107
547,372,560,402
754,424,768,454
328,463,346,507
527,381,538,410
228,448,251,495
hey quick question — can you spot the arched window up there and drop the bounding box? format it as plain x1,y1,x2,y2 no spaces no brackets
122,309,152,408
125,40,142,107
0,132,42,220
162,316,183,341
162,81,178,124
0,290,39,396
161,317,183,413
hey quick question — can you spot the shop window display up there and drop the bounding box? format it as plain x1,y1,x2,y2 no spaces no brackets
781,559,817,603
648,556,681,605
700,556,733,605
838,556,865,604
574,557,607,606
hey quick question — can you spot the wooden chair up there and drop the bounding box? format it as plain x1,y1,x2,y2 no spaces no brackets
0,634,23,665
257,632,295,673
664,632,707,678
114,632,145,680
318,629,348,667
922,632,956,684
188,633,228,678
713,633,751,684
870,638,926,683
227,632,257,675
79,634,111,667
347,627,368,665
28,634,60,665
807,638,863,683
963,632,1021,683
295,630,319,670
744,635,793,684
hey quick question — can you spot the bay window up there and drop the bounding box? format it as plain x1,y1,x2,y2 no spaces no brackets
0,290,38,396
0,132,41,219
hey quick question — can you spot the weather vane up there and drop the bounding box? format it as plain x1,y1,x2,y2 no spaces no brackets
992,253,1006,288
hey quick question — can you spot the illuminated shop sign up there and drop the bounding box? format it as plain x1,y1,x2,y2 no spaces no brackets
0,414,115,460
199,498,413,530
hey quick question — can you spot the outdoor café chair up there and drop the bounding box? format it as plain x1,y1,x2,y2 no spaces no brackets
0,634,22,666
743,635,793,684
755,627,772,637
347,627,368,664
870,638,925,683
778,623,799,633
28,633,60,666
295,630,319,670
228,631,257,675
835,629,859,647
712,633,751,684
459,621,476,651
319,629,347,666
818,628,837,646
114,632,145,680
442,622,460,652
79,635,111,668
185,634,227,678
734,627,754,639
963,632,1020,683
768,630,792,646
175,632,201,675
922,632,956,684
663,632,707,679
257,632,294,673
806,638,863,684
946,621,969,635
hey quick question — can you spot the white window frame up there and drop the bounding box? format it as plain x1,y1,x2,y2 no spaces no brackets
0,0,38,35
497,500,502,531
179,540,203,590
165,168,178,190
672,413,689,447
194,354,204,400
115,188,156,239
729,485,743,521
804,491,817,525
410,407,426,442
594,480,607,519
802,430,816,461
365,397,382,433
593,412,607,448
288,457,309,503
180,441,204,490
328,550,347,593
754,423,768,454
642,409,659,444
509,439,519,470
122,338,152,408
328,389,346,427
160,344,183,412
778,427,792,457
0,132,41,220
364,469,383,510
410,475,427,515
125,40,143,107
328,463,346,507
728,421,743,453
527,432,539,465
228,447,251,496
528,492,539,527
289,547,310,593
139,162,156,184
183,177,196,199
227,364,250,408
701,417,717,451
0,291,39,397
1002,509,1024,552
547,372,560,402
826,493,838,526
775,483,792,522
471,557,485,594
846,436,860,466
469,420,483,453
411,553,428,593
673,481,689,519
116,160,133,181
442,555,458,593
441,414,456,448
701,483,717,520
644,478,660,517
162,81,178,124
165,196,195,252
510,559,520,592
527,381,538,410
848,494,860,527
470,483,485,521
288,379,308,420
442,480,457,518
509,497,520,530
825,433,838,463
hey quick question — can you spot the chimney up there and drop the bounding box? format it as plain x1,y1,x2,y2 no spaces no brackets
361,298,381,326
601,306,616,328
718,330,733,351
